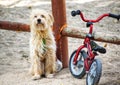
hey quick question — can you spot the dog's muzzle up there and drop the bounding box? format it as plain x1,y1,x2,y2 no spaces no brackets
36,18,45,29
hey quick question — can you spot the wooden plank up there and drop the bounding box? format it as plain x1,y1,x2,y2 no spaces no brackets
0,21,30,32
0,21,119,45
62,27,120,44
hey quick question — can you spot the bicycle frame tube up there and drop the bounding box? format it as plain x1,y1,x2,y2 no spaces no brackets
84,40,95,71
89,24,93,34
73,45,85,65
83,24,95,71
73,36,95,71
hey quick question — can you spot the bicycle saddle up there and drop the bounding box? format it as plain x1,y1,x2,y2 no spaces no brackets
90,41,106,54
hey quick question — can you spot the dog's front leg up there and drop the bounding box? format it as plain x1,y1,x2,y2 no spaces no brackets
31,55,42,80
29,61,34,75
45,52,56,78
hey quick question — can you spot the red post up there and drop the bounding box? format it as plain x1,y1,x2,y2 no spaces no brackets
51,0,68,67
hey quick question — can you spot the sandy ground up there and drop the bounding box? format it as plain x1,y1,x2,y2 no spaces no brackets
0,0,120,85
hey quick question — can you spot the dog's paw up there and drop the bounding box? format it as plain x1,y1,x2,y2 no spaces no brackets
46,74,54,78
32,75,41,80
29,66,34,75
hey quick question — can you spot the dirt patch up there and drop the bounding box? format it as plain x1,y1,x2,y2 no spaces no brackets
0,0,120,85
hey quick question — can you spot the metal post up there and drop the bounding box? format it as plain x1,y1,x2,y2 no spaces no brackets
51,0,68,68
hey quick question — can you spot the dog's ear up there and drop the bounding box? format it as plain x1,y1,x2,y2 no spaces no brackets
48,13,54,26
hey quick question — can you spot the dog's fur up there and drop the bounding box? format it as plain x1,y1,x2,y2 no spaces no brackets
29,9,56,80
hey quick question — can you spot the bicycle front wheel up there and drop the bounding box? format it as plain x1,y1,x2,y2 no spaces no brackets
86,59,102,85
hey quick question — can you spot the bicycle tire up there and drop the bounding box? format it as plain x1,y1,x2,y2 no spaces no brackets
69,50,86,79
86,59,102,85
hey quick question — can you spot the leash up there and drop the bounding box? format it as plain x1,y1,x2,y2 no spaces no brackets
55,24,67,41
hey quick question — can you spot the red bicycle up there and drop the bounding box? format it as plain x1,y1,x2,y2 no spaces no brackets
69,10,120,85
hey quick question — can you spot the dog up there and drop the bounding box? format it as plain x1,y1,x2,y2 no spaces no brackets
29,9,56,80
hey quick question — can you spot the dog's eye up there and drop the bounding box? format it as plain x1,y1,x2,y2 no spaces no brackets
41,15,45,18
34,16,37,18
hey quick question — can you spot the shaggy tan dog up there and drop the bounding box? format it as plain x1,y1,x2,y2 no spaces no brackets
29,9,56,80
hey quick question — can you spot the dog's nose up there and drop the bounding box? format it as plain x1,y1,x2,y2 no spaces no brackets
37,19,41,23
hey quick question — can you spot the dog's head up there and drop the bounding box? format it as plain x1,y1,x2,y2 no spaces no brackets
30,9,54,31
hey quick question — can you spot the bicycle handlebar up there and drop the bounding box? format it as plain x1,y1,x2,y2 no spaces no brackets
71,10,120,22
109,13,120,20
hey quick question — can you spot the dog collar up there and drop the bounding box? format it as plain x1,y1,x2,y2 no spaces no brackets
42,38,46,45
42,38,46,52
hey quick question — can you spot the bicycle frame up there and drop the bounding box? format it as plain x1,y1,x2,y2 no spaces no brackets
73,24,95,71
72,11,111,72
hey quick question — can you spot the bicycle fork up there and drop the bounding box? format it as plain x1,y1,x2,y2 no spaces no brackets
81,50,95,73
